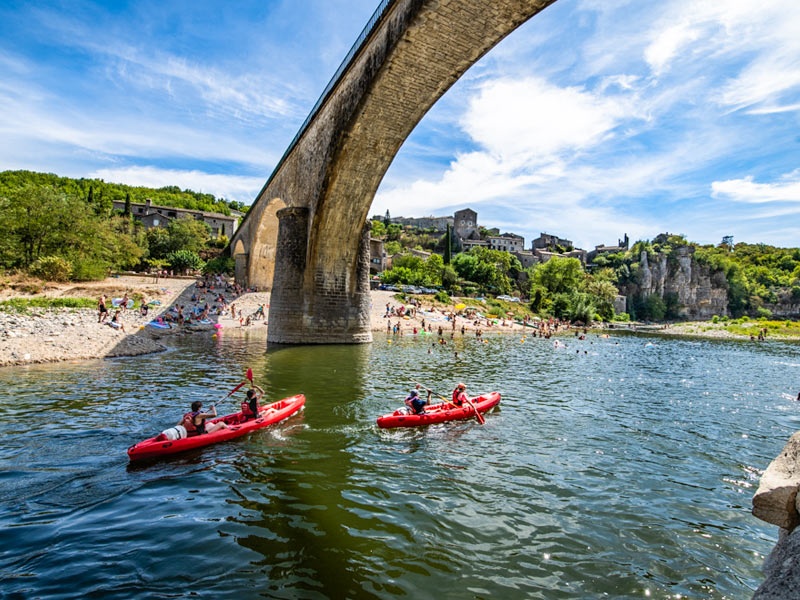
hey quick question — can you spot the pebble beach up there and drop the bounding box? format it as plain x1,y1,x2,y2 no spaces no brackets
0,278,540,368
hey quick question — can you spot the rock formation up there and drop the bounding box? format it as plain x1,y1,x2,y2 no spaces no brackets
752,432,800,598
621,247,729,319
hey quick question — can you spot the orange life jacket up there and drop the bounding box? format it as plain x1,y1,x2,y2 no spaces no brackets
452,389,466,406
181,411,202,433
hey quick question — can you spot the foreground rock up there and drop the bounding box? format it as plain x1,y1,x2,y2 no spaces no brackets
752,432,800,598
753,527,800,599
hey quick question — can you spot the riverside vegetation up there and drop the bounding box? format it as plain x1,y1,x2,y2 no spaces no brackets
0,170,240,282
373,221,800,325
1,170,798,327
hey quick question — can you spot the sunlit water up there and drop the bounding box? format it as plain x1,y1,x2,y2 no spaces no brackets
1,329,799,599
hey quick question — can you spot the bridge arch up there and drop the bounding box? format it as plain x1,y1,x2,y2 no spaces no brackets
230,0,557,343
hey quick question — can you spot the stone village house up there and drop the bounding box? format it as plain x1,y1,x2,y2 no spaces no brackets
112,198,241,238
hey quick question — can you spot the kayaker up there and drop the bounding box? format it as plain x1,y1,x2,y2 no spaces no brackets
452,383,468,407
404,386,431,415
244,385,265,420
179,401,229,436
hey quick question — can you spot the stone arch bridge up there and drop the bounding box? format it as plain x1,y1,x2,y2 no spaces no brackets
230,0,556,344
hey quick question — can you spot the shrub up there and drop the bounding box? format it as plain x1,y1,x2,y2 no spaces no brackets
756,306,773,319
711,315,719,323
29,256,72,281
613,312,631,322
0,297,96,311
209,234,229,249
203,256,235,275
434,290,451,304
167,250,204,274
71,258,108,281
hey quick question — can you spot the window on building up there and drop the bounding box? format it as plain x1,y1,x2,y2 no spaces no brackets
168,211,176,217
153,219,159,226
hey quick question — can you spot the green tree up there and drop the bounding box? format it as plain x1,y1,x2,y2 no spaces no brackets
422,253,444,286
532,257,583,295
644,293,666,320
442,264,457,290
371,220,386,238
0,184,85,267
167,249,204,274
145,227,172,259
384,240,402,255
385,223,403,241
166,217,210,254
203,256,235,275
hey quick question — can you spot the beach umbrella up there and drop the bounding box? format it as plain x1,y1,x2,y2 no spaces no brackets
455,303,466,310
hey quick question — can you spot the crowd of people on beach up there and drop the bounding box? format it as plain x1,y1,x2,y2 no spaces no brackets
95,274,266,333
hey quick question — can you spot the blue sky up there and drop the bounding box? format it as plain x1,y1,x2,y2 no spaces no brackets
1,0,799,249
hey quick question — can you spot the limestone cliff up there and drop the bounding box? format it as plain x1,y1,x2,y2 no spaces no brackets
620,247,729,319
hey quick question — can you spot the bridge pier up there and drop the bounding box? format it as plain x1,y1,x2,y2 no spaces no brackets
268,208,372,345
231,0,557,345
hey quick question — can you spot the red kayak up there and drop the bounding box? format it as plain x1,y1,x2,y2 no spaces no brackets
128,394,305,461
376,392,500,428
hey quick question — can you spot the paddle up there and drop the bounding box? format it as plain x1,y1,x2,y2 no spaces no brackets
412,380,485,425
215,380,248,410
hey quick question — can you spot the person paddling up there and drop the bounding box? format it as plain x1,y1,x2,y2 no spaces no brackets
179,401,228,436
404,385,431,415
452,382,468,406
243,385,265,420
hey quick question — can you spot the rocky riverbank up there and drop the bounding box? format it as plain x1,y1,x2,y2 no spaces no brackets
0,307,167,366
1,280,553,367
752,432,800,598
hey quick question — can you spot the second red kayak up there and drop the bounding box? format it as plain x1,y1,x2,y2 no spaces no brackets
128,394,305,461
376,392,500,428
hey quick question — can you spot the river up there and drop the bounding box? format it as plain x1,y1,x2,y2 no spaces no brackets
1,330,798,599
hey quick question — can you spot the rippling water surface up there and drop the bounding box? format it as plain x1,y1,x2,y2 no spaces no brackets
1,330,799,599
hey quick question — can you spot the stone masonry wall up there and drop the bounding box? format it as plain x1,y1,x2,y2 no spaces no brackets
231,0,558,343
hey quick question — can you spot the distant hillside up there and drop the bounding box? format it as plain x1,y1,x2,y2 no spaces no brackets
0,170,248,216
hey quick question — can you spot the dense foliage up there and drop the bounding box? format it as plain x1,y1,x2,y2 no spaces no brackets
0,179,233,280
0,170,246,216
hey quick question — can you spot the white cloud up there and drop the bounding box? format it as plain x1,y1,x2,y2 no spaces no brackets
373,76,652,245
745,102,800,115
711,170,800,204
0,86,277,167
642,0,800,111
644,22,700,76
89,166,263,204
461,77,634,163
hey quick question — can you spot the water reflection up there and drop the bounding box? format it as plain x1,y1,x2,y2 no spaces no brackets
0,331,797,598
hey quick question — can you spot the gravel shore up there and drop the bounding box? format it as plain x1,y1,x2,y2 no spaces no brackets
1,281,541,368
